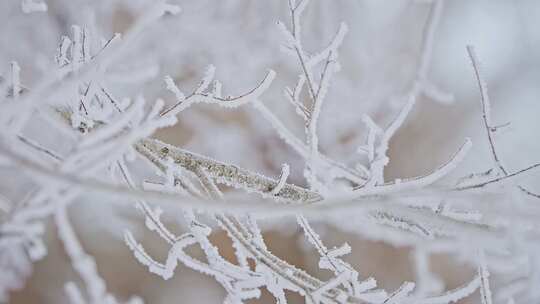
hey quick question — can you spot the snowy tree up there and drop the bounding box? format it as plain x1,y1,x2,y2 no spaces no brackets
1,0,540,303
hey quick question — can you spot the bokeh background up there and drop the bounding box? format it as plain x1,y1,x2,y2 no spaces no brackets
1,0,540,303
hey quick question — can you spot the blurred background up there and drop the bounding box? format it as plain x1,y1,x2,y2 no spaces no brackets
1,0,540,303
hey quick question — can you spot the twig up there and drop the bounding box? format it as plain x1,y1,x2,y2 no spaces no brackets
518,186,540,199
466,45,507,175
456,163,540,191
466,45,540,199
270,164,290,195
253,101,369,184
416,0,444,81
16,134,62,162
188,162,356,303
354,139,471,195
160,70,275,117
7,2,179,132
478,250,493,304
365,0,449,187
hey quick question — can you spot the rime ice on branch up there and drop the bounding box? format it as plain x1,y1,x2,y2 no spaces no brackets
2,1,540,303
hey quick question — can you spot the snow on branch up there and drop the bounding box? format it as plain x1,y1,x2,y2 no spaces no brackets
124,230,196,280
477,251,493,304
133,133,390,304
466,45,506,175
463,45,540,197
160,69,276,117
270,164,291,195
356,0,452,190
354,138,471,196
2,1,540,303
415,0,453,104
253,101,369,185
7,1,179,132
136,138,321,204
278,2,352,192
55,203,137,304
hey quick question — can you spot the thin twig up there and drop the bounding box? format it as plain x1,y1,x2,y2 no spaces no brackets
517,185,540,199
17,134,62,162
160,70,275,117
100,86,122,113
466,45,540,199
466,45,507,175
253,101,368,183
456,163,540,191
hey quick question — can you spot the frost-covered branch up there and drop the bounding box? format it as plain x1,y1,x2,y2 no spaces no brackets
2,1,540,303
353,139,471,196
132,141,365,303
277,2,352,192
253,101,368,185
463,45,540,195
5,2,179,134
56,202,142,304
136,138,321,204
477,251,493,304
466,45,507,176
359,0,452,189
160,68,276,117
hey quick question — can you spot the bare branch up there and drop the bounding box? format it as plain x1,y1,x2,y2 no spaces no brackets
518,186,540,199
